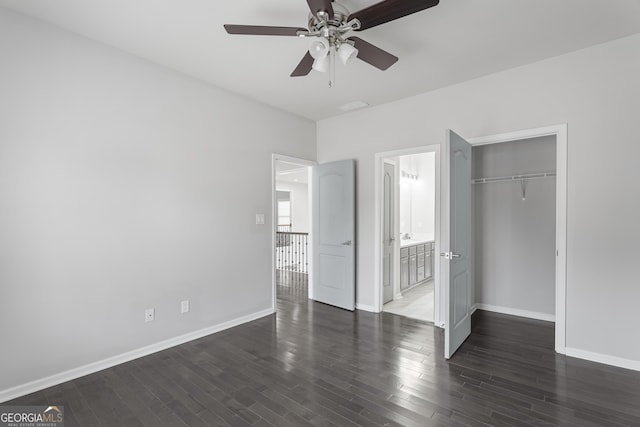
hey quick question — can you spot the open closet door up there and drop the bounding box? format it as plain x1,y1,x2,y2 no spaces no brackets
443,130,472,359
312,159,355,311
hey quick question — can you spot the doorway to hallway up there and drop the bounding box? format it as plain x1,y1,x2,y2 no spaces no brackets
274,158,312,296
271,154,356,313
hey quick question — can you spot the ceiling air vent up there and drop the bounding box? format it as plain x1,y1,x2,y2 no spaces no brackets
338,101,369,112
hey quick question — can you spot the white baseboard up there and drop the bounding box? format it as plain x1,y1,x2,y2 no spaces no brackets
0,308,274,403
565,347,640,372
475,303,555,322
471,303,479,315
356,303,377,313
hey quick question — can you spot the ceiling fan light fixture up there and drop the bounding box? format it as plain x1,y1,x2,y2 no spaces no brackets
224,0,442,83
309,37,330,60
337,43,358,65
312,55,330,73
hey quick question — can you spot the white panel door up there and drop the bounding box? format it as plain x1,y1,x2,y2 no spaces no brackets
444,130,473,359
312,159,355,311
383,162,395,303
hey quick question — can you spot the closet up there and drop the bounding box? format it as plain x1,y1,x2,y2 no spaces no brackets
472,135,557,320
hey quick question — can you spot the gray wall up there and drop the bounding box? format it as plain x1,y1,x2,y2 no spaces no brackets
0,8,316,394
473,136,556,317
317,33,640,363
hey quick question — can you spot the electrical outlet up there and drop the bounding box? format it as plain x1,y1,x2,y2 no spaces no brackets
255,214,265,225
181,300,190,314
145,308,155,322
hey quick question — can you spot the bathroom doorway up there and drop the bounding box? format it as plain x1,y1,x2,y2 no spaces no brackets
376,147,440,324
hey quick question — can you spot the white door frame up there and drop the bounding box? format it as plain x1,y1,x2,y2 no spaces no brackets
374,145,443,325
271,153,317,312
468,124,568,354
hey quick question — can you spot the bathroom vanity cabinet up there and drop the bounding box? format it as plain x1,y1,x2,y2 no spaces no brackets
400,241,434,292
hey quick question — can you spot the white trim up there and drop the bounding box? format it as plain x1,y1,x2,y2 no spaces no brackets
374,145,441,325
565,348,640,372
555,125,568,355
468,125,564,146
471,303,479,315
271,154,316,310
373,155,383,313
0,308,274,403
475,303,555,322
468,124,568,355
355,303,376,312
433,150,442,326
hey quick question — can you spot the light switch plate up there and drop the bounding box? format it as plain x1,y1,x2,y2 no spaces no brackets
255,214,265,225
181,300,189,314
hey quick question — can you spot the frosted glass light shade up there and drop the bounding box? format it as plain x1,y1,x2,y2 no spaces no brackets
312,56,329,73
337,43,358,65
309,38,330,60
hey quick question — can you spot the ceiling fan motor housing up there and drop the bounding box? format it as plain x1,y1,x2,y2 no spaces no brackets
307,2,360,52
308,2,350,31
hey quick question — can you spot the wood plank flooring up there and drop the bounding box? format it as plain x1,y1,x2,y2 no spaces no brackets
275,270,308,288
7,284,640,426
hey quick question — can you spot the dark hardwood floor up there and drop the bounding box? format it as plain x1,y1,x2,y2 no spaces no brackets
275,270,308,288
7,284,640,426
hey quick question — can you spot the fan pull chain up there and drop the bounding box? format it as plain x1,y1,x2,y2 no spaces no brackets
329,46,336,88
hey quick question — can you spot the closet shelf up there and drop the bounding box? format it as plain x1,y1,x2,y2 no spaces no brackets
472,172,556,185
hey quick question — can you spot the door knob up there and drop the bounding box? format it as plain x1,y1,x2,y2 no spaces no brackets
440,251,461,260
341,240,352,246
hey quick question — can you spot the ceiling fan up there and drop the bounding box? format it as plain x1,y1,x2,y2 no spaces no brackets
224,0,439,87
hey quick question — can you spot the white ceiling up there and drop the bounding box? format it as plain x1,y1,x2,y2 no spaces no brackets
3,0,640,121
276,161,309,184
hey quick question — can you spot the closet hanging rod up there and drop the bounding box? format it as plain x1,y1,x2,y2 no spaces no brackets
472,172,556,185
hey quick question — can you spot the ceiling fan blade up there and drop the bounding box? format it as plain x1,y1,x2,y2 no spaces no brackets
306,0,334,19
291,52,314,77
224,25,307,36
349,37,398,71
349,0,439,31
